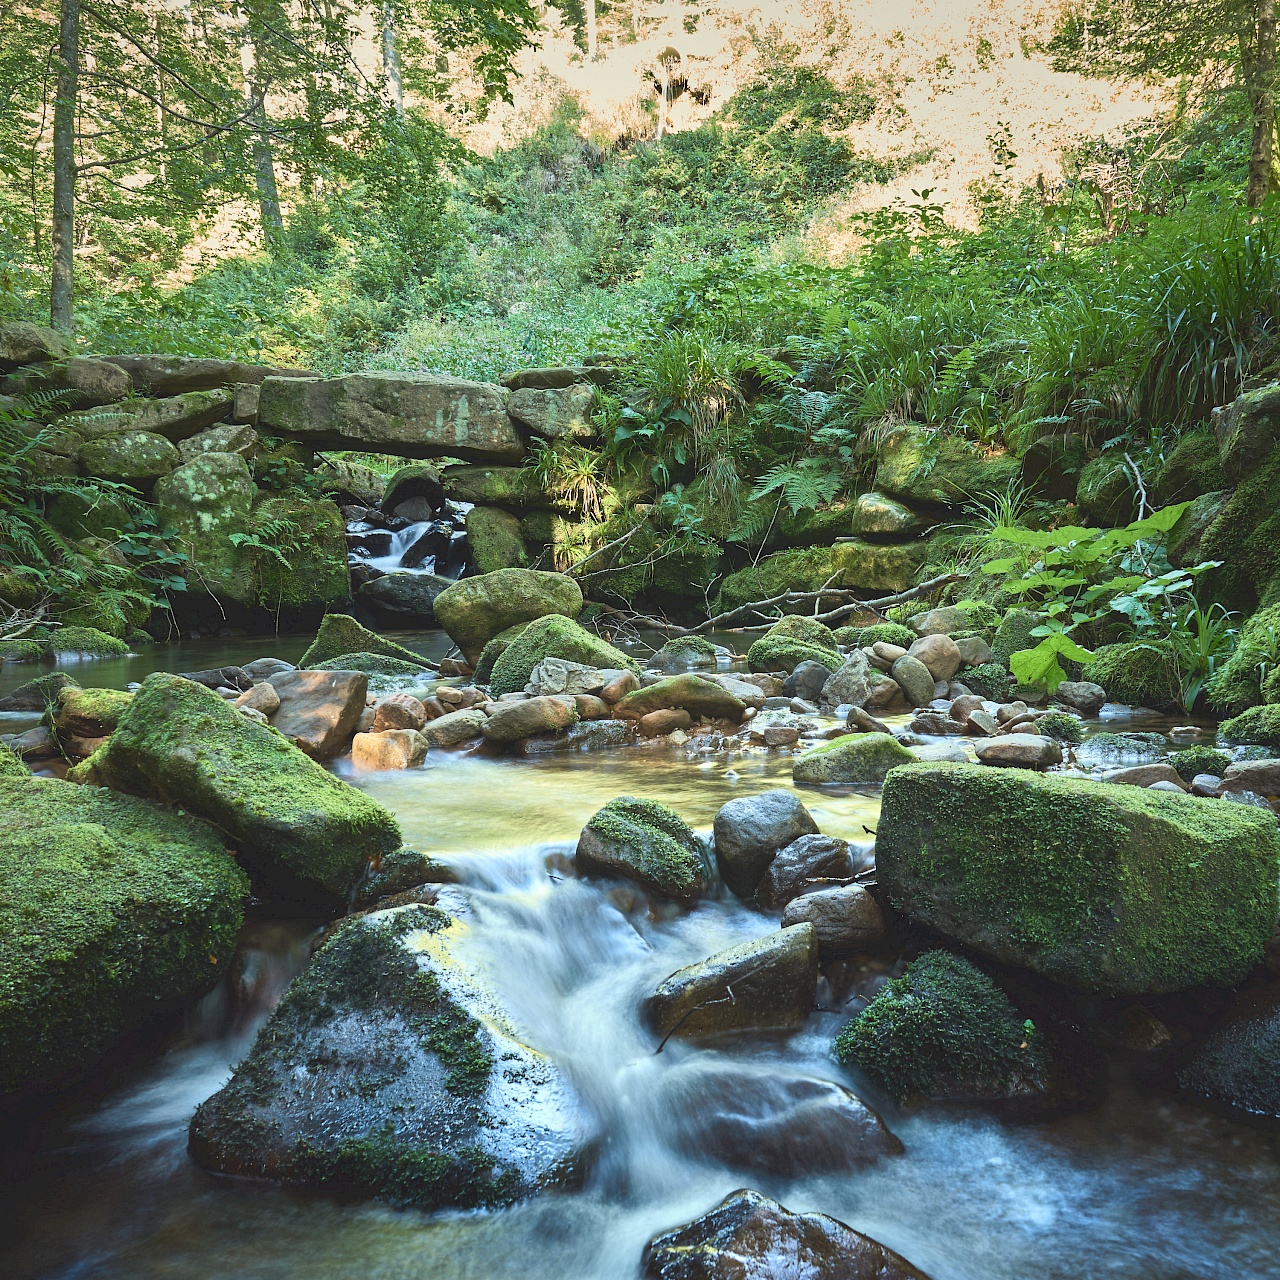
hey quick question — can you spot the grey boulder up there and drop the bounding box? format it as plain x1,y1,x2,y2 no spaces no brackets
713,789,818,898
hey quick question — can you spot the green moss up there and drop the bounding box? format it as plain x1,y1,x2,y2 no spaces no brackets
792,731,915,785
252,495,351,610
1205,604,1280,714
311,652,430,677
0,746,30,778
953,599,1002,636
1168,746,1232,782
474,622,529,683
353,847,458,909
1085,639,1180,709
50,626,128,656
992,610,1042,669
833,622,915,649
960,663,1010,700
52,687,133,736
658,635,717,658
747,615,840,673
1035,712,1085,744
1220,705,1280,749
1198,447,1280,611
0,639,44,663
0,572,41,611
875,762,1279,994
579,796,710,900
834,951,1046,1106
466,506,528,574
432,569,584,665
0,775,247,1095
1155,428,1226,504
714,547,844,615
300,614,429,669
876,424,1021,507
1076,454,1137,525
68,673,400,904
489,614,638,697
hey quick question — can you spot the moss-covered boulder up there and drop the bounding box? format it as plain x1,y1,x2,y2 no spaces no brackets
1020,431,1086,501
0,671,78,712
438,464,555,510
474,622,529,683
576,796,712,900
1168,746,1231,782
1076,454,1137,526
352,846,458,910
1216,381,1280,483
834,952,1051,1108
1205,603,1280,714
833,621,915,649
154,451,256,603
1220,705,1280,749
78,430,179,485
991,610,1042,669
715,547,846,616
614,672,747,722
251,495,350,610
850,491,928,537
68,673,400,906
311,652,430,678
44,489,134,540
1154,429,1226,504
433,569,583,665
50,626,128,656
746,615,840,674
299,614,430,669
189,902,589,1208
1,774,247,1096
52,686,133,737
876,424,1019,507
1084,639,1180,709
488,614,637,697
382,463,444,514
466,506,528,573
1167,489,1230,569
875,762,1279,994
792,732,915,785
1176,986,1280,1122
0,746,31,777
0,639,44,663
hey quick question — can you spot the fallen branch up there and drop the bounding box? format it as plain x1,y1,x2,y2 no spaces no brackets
596,571,968,636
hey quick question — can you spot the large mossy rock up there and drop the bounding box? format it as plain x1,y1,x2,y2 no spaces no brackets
793,731,915,785
1198,440,1280,610
876,424,1019,507
0,775,247,1097
299,614,430,669
57,389,234,442
642,1189,932,1280
1216,381,1280,483
489,614,637,696
1076,454,1138,525
834,951,1053,1109
251,495,350,610
576,796,711,900
875,763,1279,994
1083,639,1180,709
1219,704,1280,749
78,430,179,485
466,505,528,573
68,674,400,906
439,464,555,510
1154,428,1226,504
506,384,595,440
258,372,524,462
614,673,746,723
154,451,255,603
189,901,590,1208
433,568,583,665
746,614,840,674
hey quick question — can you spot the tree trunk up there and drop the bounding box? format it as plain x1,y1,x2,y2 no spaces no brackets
586,0,597,57
381,0,404,117
50,0,79,333
1247,0,1279,207
239,36,284,244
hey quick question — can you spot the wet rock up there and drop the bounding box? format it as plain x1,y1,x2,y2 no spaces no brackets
351,846,458,909
1191,773,1224,797
179,665,253,692
1219,759,1280,797
890,653,935,707
763,724,801,746
713,790,818,898
571,694,608,720
616,673,747,724
701,672,767,709
964,709,1000,736
358,572,453,627
1102,763,1188,790
526,657,606,697
1177,985,1280,1121
792,732,915,786
1102,1004,1173,1053
641,1189,932,1280
974,733,1062,769
51,687,133,738
433,568,583,665
234,682,281,717
558,719,637,752
819,651,875,712
4,725,59,759
782,884,885,956
68,673,400,906
645,924,818,1039
422,708,487,747
482,695,578,743
0,671,78,712
640,708,692,736
907,633,962,682
600,669,641,703
782,660,833,702
371,692,428,733
242,657,295,679
351,729,428,771
845,705,891,735
1054,680,1107,715
756,834,854,909
875,762,1280,994
490,615,636,698
575,796,711,901
266,670,368,760
0,774,246,1097
661,1063,902,1176
789,697,819,714
189,902,590,1209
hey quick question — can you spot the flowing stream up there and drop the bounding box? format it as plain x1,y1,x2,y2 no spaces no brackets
3,636,1280,1279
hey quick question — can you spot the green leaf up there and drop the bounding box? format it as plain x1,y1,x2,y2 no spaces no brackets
1009,633,1096,691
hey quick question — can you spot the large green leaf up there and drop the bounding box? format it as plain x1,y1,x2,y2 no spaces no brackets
1009,633,1097,692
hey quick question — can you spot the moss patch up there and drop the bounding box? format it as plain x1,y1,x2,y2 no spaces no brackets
300,614,429,669
833,622,915,649
0,775,247,1095
792,732,915,785
252,495,351,610
991,610,1042,669
959,662,1010,700
1168,746,1232,782
1205,603,1280,715
876,424,1020,507
1220,705,1280,749
489,614,638,697
1085,640,1180,709
876,762,1279,994
50,626,128,656
0,639,44,663
1035,712,1084,745
577,796,711,900
475,622,530,683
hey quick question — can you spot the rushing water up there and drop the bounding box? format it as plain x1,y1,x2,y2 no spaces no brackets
3,636,1280,1280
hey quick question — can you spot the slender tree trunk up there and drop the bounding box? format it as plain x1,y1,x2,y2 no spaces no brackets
585,0,597,57
381,0,404,116
239,36,283,244
50,0,79,333
1247,0,1279,207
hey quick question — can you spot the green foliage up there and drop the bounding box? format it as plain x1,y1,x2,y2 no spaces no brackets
1035,711,1086,744
1168,746,1232,783
1206,603,1280,713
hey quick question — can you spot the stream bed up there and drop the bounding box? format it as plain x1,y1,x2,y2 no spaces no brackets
3,635,1280,1279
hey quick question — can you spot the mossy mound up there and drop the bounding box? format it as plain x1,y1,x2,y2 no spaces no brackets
1168,746,1232,782
875,762,1279,994
991,610,1042,669
300,614,429,670
1198,438,1280,610
1205,603,1280,715
466,506,528,574
834,951,1048,1106
488,614,638,697
1155,429,1226,504
0,639,44,663
1076,454,1137,525
1220,705,1280,749
189,903,587,1209
52,686,133,737
714,547,846,615
1035,712,1084,745
433,569,584,665
50,626,129,656
1085,640,1180,709
876,424,1020,507
576,796,712,901
833,622,915,650
747,615,840,674
474,622,530,683
252,495,351,610
0,747,30,777
959,663,1011,700
792,732,915,785
656,635,717,658
68,673,400,906
0,775,247,1096
311,652,430,678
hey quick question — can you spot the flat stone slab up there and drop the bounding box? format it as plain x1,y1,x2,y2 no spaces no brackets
258,372,525,462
